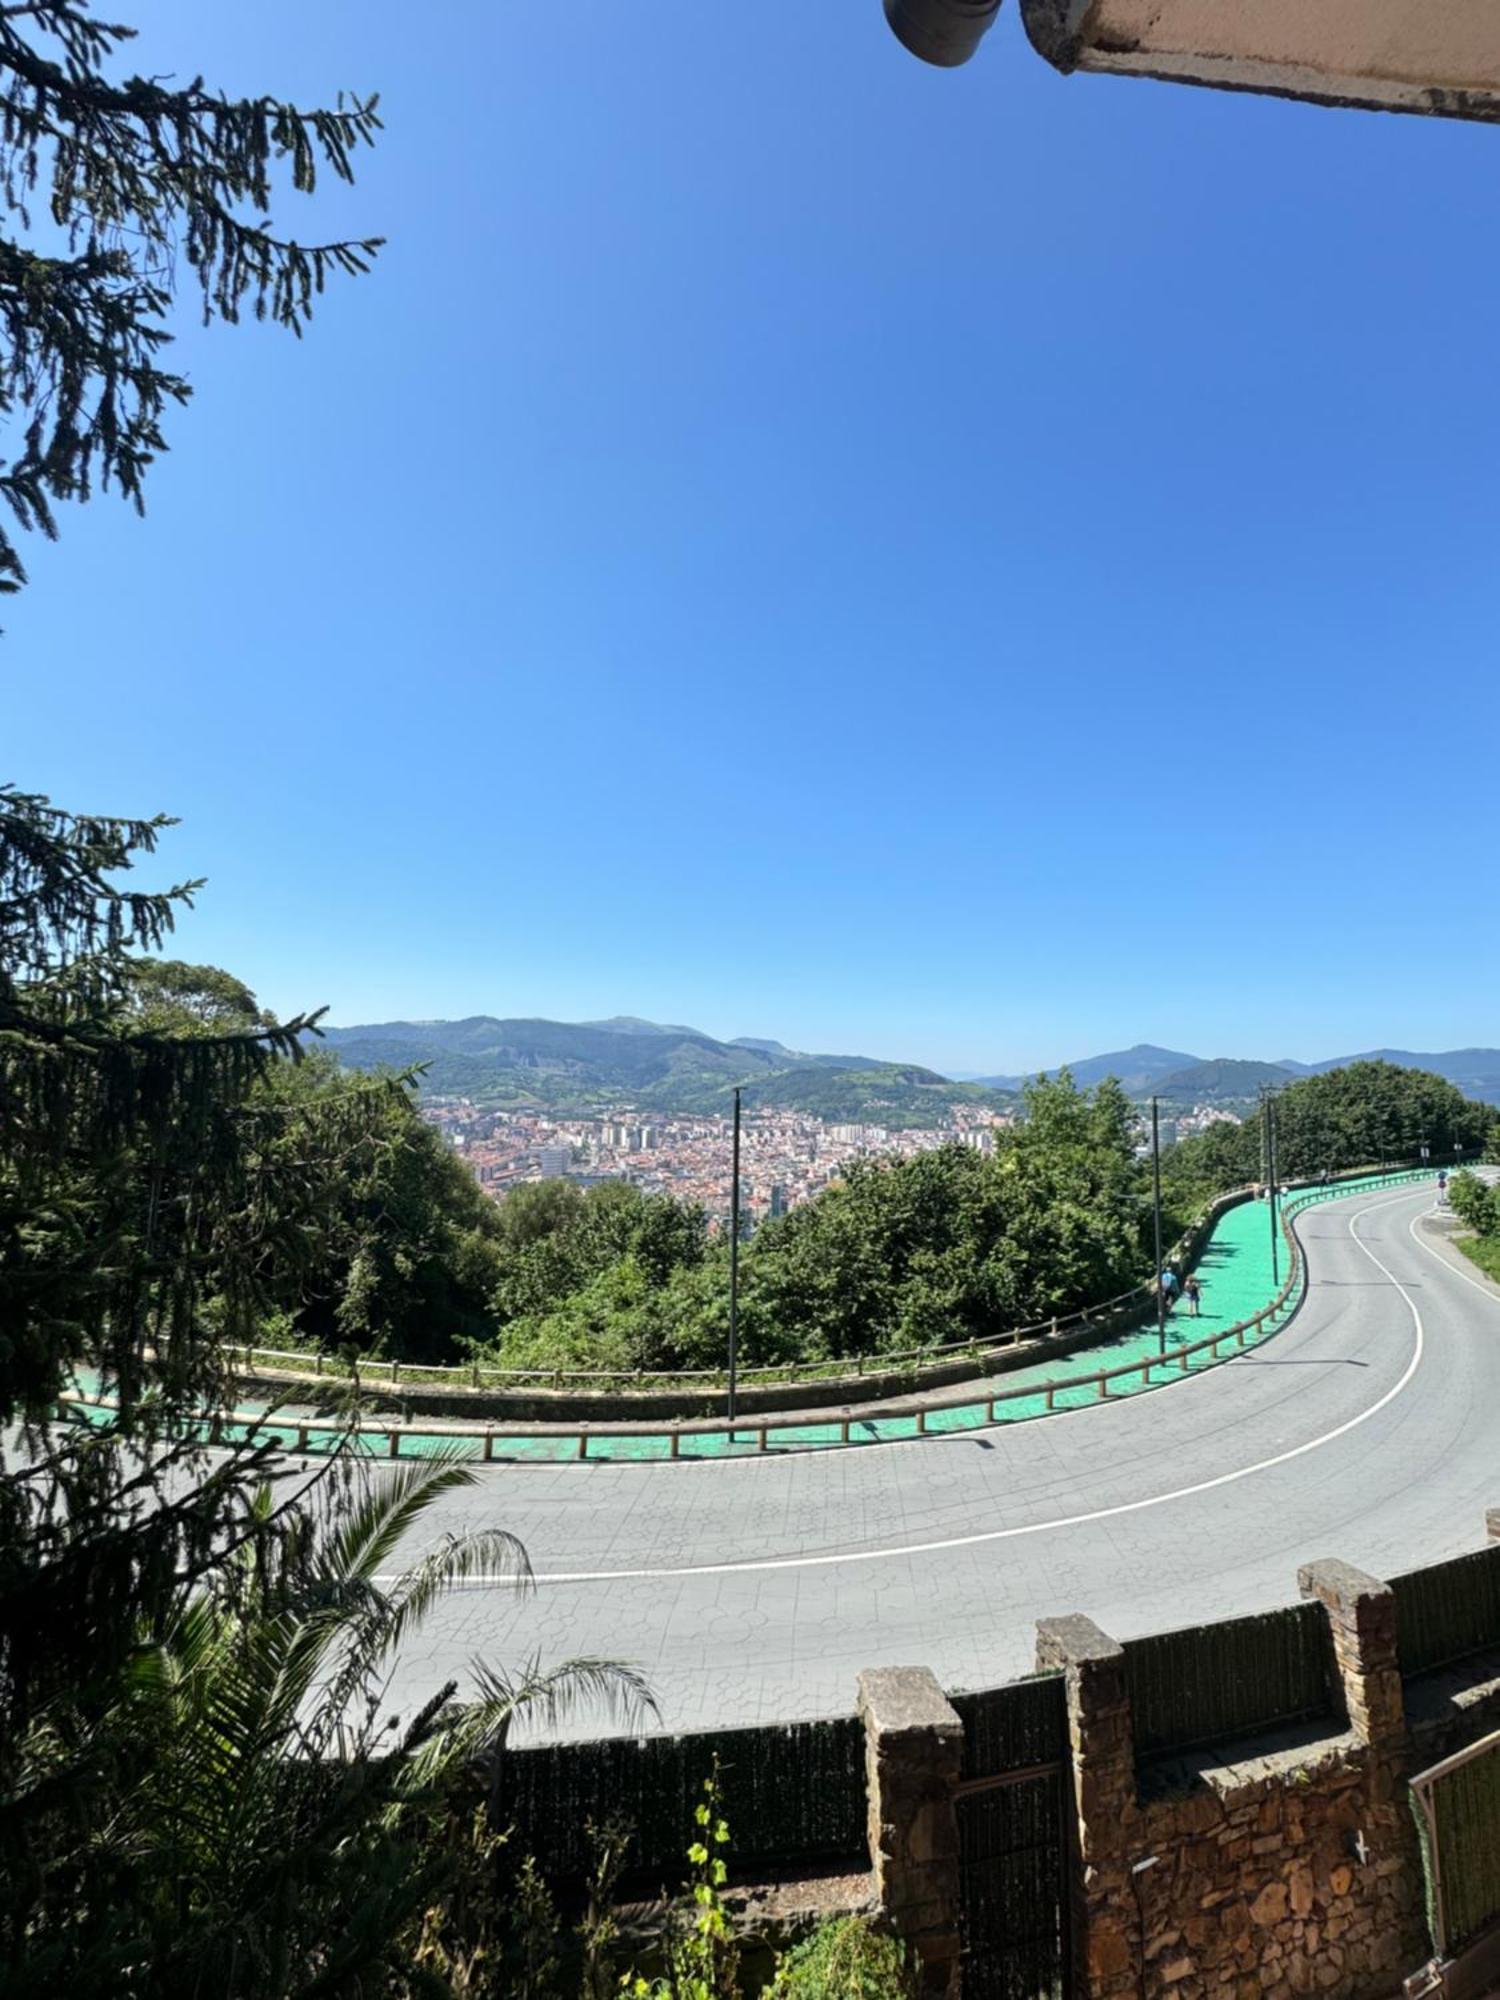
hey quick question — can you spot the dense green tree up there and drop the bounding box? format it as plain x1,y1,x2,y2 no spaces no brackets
0,787,343,1913
0,15,653,1990
475,1062,1499,1378
126,956,275,1032
496,1175,588,1251
1449,1169,1498,1238
0,790,656,1997
489,1179,705,1342
112,960,511,1366
744,1077,1150,1363
1167,1061,1494,1202
0,1,380,593
246,1047,506,1365
0,790,330,1426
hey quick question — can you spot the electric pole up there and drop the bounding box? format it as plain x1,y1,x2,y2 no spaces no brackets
728,1086,741,1427
1262,1087,1280,1287
1152,1095,1166,1358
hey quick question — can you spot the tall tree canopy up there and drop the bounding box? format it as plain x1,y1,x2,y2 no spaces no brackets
0,791,653,1996
0,0,380,591
1166,1060,1496,1203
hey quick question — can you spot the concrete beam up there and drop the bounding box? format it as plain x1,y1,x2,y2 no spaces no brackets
1020,0,1500,123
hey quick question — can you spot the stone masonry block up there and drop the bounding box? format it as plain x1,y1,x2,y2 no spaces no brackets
856,1668,962,1998
1035,1615,1140,2000
1297,1559,1405,1752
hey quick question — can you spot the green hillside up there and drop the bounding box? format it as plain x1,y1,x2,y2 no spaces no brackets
1151,1058,1300,1102
322,1015,1016,1124
734,1062,1010,1127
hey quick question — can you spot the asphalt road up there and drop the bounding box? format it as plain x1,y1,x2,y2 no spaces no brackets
380,1182,1500,1739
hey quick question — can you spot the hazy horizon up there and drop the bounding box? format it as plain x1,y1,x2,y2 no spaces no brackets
310,1001,1498,1083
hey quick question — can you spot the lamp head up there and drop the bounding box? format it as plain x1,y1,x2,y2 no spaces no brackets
884,0,1003,67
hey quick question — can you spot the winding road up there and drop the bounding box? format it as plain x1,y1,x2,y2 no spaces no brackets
381,1181,1500,1738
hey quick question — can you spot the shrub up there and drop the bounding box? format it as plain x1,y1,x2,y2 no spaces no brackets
768,1917,916,1999
1450,1170,1498,1238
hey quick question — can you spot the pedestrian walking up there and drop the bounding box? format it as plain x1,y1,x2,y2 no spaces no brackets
1160,1266,1180,1313
1184,1274,1202,1317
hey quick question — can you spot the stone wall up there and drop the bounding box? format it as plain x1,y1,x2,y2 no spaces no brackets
488,1499,1500,1998
850,1515,1500,1999
1131,1737,1420,1999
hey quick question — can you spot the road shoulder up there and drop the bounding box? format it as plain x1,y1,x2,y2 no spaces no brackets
1413,1207,1500,1306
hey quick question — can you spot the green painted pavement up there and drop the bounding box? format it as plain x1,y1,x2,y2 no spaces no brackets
68,1168,1439,1466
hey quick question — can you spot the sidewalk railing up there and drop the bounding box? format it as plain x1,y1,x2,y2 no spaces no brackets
64,1165,1445,1466
225,1272,1164,1393
225,1160,1440,1402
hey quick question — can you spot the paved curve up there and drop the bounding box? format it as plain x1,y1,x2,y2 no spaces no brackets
379,1182,1500,1738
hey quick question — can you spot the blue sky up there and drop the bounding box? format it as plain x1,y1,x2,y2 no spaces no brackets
6,2,1498,1074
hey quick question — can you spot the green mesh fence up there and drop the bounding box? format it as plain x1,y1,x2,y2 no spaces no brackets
1392,1546,1500,1678
1415,1738,1500,1954
1124,1602,1339,1759
950,1673,1067,1782
497,1714,867,1880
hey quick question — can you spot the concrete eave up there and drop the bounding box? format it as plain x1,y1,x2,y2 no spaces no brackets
1020,0,1500,123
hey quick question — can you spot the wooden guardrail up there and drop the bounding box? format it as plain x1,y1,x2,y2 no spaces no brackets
225,1160,1439,1402
63,1164,1440,1465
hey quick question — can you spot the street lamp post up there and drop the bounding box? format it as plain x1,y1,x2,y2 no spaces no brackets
1267,1090,1280,1288
1151,1096,1166,1358
728,1086,742,1427
1259,1086,1280,1288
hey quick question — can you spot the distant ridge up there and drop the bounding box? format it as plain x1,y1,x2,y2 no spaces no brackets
972,1043,1200,1093
969,1044,1500,1107
321,1016,1500,1114
321,1014,1013,1127
1152,1057,1302,1101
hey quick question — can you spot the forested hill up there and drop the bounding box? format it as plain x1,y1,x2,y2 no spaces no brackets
975,1043,1500,1108
321,1015,1018,1126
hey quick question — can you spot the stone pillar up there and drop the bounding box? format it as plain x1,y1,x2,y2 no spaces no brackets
1035,1614,1140,2000
1297,1559,1425,1975
1297,1558,1406,1755
1485,1507,1500,1544
857,1666,963,1998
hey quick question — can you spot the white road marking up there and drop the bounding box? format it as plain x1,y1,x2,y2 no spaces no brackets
1406,1201,1500,1306
396,1188,1431,1590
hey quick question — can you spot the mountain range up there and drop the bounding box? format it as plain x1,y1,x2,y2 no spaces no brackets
321,1019,1500,1119
969,1041,1500,1107
319,1015,1011,1127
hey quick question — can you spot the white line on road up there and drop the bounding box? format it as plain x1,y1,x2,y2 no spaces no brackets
393,1189,1431,1591
1406,1201,1500,1306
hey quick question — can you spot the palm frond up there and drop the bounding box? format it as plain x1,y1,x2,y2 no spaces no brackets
319,1452,500,1594
465,1653,661,1751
